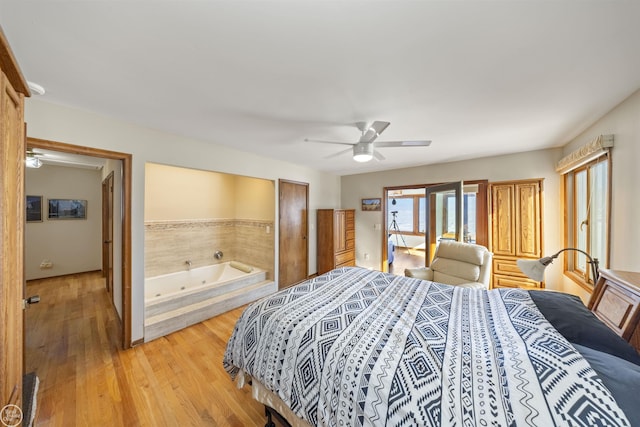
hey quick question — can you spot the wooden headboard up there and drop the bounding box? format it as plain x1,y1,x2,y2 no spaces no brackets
588,269,640,353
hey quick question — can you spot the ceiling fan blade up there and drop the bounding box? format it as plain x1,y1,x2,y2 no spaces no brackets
324,147,352,159
375,140,432,148
305,138,355,147
373,150,386,161
359,121,391,143
370,121,391,135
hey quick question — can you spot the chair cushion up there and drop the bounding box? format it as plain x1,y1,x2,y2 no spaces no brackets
435,241,485,266
404,267,433,280
431,258,481,282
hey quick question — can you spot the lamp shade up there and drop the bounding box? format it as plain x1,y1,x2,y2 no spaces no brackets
516,259,547,282
516,248,599,284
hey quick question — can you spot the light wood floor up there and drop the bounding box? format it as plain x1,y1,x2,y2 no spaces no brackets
388,248,425,275
26,272,267,426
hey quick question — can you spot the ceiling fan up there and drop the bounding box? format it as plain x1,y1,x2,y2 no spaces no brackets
305,121,431,162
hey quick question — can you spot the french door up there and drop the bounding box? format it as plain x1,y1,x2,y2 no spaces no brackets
425,181,464,264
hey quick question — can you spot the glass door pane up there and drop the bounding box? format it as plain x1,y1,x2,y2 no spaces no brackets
425,181,463,264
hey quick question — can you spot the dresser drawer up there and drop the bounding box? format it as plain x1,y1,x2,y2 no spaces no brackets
345,238,355,250
336,259,356,268
493,258,528,278
493,274,541,290
335,250,354,266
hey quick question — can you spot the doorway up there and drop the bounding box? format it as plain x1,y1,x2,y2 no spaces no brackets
278,179,309,288
383,180,488,273
26,137,132,348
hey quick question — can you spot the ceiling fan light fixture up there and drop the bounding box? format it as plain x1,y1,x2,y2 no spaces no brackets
353,142,373,162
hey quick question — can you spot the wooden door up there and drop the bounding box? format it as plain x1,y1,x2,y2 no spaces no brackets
278,180,309,289
102,172,114,294
0,71,26,411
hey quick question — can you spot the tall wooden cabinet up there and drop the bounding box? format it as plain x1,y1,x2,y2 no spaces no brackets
317,209,355,275
490,180,543,289
0,27,29,413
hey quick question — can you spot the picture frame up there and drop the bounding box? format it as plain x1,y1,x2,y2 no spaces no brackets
361,198,381,211
48,199,87,220
26,195,43,222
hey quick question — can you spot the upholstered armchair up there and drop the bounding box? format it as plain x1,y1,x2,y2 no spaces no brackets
404,240,493,289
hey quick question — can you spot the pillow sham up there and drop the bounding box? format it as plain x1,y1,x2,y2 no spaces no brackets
529,290,640,365
573,343,640,427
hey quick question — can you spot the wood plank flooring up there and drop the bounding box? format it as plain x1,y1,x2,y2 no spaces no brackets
25,272,267,426
388,248,425,275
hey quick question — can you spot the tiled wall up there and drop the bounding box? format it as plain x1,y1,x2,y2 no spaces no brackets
145,219,274,280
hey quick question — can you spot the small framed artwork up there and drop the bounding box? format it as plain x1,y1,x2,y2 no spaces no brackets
362,198,381,211
26,195,43,222
48,199,87,220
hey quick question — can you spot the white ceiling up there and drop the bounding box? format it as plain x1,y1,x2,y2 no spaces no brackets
3,1,640,176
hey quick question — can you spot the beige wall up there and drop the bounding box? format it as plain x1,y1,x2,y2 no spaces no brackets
25,98,341,343
234,175,275,220
145,163,236,220
144,163,276,279
341,149,566,290
341,89,640,302
25,165,103,280
558,89,640,301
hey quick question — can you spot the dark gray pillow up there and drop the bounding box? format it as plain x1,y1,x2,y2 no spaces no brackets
529,290,640,365
573,343,640,427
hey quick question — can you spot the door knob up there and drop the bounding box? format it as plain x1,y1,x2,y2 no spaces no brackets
23,295,40,309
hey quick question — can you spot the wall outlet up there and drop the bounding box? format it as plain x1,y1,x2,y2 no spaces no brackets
266,225,271,234
364,253,370,260
39,260,53,269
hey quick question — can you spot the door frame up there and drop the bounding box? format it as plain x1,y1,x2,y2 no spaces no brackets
27,137,133,349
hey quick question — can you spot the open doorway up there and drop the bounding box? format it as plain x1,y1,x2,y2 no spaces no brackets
26,137,132,348
383,181,488,274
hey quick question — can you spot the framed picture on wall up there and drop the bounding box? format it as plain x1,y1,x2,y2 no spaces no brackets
48,199,87,220
361,198,381,211
26,195,43,222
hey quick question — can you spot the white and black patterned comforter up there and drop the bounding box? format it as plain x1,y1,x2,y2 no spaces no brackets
224,267,630,426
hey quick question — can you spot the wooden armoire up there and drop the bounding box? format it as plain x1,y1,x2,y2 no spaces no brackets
490,179,543,289
317,209,355,275
0,26,29,415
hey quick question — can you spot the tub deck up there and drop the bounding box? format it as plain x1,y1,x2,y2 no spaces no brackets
144,266,276,342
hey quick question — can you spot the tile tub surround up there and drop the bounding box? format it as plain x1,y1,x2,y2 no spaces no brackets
144,219,274,279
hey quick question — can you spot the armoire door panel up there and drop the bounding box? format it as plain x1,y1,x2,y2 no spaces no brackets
515,182,541,258
491,185,515,256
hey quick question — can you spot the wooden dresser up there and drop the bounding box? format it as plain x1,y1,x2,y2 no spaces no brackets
317,209,355,275
490,179,543,290
588,269,640,352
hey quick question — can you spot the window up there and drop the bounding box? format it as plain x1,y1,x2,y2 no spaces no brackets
564,154,610,287
388,194,422,235
387,184,481,242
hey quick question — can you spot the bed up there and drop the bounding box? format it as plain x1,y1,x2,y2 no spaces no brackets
224,267,640,426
